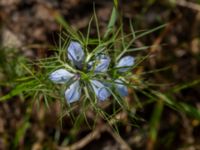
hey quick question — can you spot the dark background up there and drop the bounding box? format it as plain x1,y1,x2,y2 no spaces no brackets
0,0,200,150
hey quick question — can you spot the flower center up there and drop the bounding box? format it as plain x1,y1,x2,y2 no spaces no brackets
74,73,81,80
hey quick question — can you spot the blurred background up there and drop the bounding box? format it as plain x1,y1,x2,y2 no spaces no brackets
0,0,200,150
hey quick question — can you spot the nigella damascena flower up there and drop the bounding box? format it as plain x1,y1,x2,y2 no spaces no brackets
49,41,111,104
116,56,135,72
50,41,135,104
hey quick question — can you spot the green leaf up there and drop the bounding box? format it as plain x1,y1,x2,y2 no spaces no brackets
113,0,118,7
149,100,164,141
103,7,118,39
0,80,40,101
152,91,200,120
170,78,200,93
13,116,31,148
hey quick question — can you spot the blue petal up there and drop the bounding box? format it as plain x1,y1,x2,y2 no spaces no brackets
90,80,110,101
49,69,74,84
65,81,81,103
115,79,128,97
88,54,110,73
116,56,135,72
67,41,85,68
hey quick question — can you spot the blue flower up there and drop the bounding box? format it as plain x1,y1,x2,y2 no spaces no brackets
114,79,128,97
50,41,112,103
90,80,111,101
116,56,135,72
50,41,134,104
88,54,110,73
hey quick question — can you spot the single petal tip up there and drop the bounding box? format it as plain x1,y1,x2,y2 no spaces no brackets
115,79,128,97
65,81,81,103
116,56,135,72
88,54,110,73
67,41,85,68
91,80,110,101
49,69,73,84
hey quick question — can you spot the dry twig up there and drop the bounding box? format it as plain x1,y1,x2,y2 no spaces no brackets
176,0,200,12
58,125,107,150
57,112,131,150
